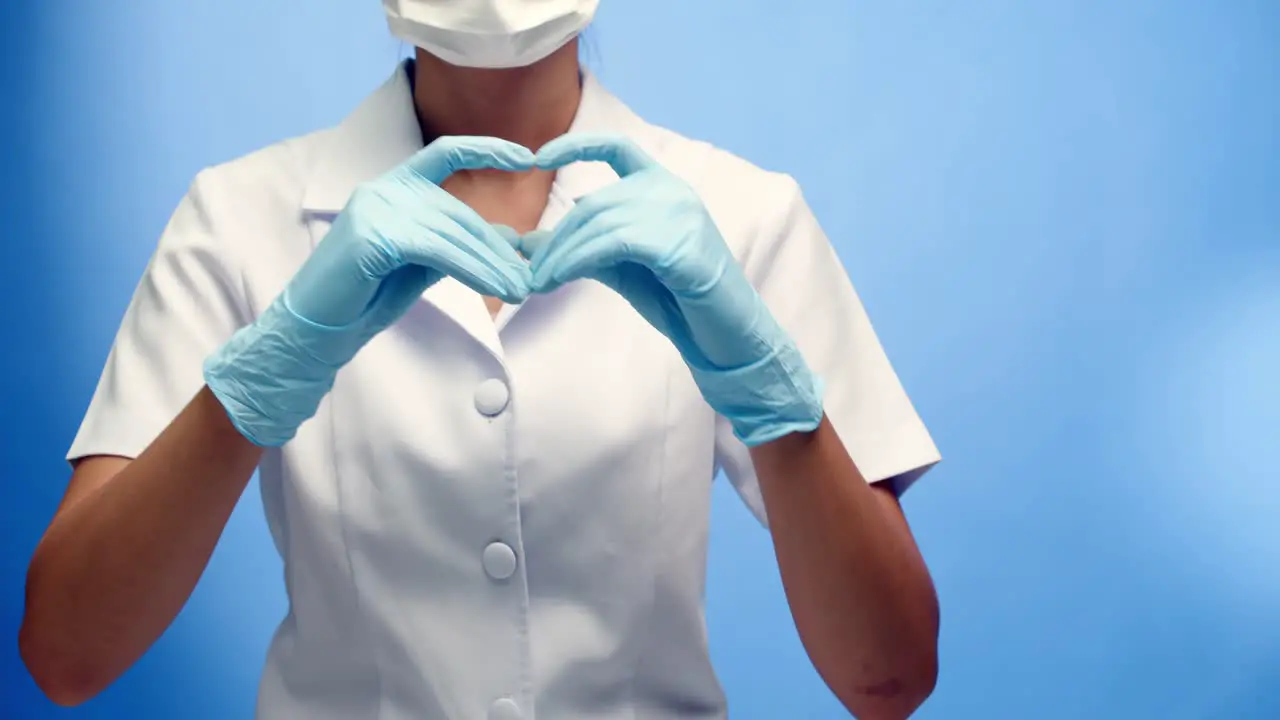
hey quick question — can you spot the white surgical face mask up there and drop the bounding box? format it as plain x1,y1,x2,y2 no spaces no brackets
384,0,599,69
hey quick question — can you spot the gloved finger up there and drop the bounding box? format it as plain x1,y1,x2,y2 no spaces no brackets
534,133,656,178
406,136,536,186
430,194,531,270
492,224,520,246
525,183,626,271
396,225,532,303
433,242,533,304
531,214,632,292
526,205,595,278
532,234,630,294
488,224,546,260
516,229,553,259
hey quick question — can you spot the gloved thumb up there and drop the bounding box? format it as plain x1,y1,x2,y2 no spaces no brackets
492,225,552,260
517,229,553,259
492,224,521,247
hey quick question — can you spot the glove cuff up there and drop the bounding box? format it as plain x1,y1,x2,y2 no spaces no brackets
687,338,825,448
203,297,365,447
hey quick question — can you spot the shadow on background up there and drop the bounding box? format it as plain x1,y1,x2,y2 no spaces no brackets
2,1,1278,718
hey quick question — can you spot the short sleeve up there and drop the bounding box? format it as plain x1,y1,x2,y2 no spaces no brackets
67,171,252,463
715,176,941,526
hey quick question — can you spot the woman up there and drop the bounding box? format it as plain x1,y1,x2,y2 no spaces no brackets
20,1,942,718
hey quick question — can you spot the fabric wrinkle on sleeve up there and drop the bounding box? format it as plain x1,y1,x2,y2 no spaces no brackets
66,170,252,464
714,175,941,527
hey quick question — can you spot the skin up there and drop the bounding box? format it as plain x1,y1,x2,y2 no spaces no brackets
20,38,939,718
753,418,939,719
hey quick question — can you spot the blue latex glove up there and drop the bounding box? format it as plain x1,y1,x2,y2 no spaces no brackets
204,136,536,447
530,134,824,446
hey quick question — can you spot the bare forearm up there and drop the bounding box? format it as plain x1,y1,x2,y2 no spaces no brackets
753,416,939,719
20,386,262,705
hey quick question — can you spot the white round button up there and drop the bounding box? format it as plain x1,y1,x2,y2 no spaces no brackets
489,698,522,720
482,542,518,580
474,379,510,417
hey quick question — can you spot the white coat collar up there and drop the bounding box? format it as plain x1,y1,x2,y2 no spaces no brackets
301,60,638,215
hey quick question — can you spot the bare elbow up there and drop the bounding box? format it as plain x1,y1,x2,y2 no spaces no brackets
20,542,117,707
840,651,938,720
18,619,107,707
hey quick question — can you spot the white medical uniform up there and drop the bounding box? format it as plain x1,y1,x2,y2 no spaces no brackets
69,61,940,720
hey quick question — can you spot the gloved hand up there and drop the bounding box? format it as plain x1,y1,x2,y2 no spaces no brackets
204,136,536,447
529,134,824,446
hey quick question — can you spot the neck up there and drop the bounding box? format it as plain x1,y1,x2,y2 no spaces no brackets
412,41,582,153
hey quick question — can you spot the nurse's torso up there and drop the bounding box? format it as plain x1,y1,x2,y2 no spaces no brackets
234,66,770,720
256,246,723,720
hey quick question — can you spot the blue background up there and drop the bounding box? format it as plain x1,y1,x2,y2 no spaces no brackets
3,1,1278,717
